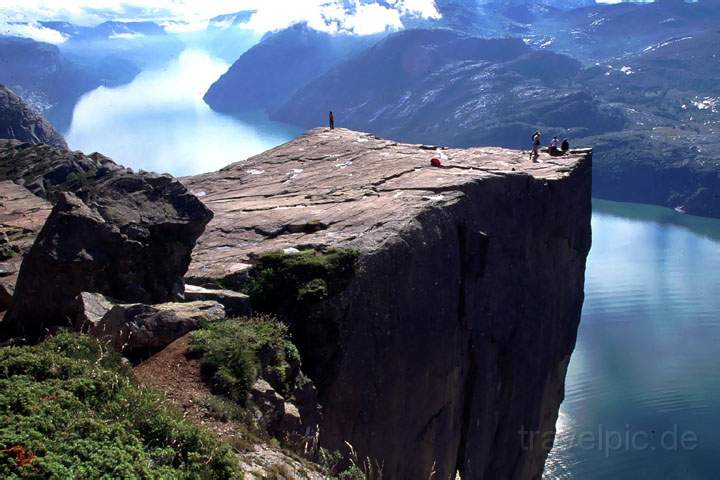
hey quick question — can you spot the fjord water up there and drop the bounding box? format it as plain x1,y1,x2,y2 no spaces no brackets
66,49,302,176
545,200,720,479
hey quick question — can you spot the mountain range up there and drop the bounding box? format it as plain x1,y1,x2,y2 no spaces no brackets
203,0,720,217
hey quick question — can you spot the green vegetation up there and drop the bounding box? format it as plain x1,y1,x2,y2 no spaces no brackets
244,248,358,388
319,447,378,480
203,395,247,423
189,315,302,403
246,248,358,313
0,333,242,479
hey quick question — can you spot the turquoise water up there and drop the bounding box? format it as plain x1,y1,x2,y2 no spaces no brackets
545,199,720,479
65,49,302,176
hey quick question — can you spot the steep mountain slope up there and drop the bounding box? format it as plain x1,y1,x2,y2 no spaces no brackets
262,25,720,217
575,29,720,216
527,0,720,62
0,35,143,132
273,29,624,147
0,37,103,132
204,23,382,114
0,85,67,149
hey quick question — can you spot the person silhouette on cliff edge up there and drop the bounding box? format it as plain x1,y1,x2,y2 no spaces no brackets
329,111,335,130
530,130,541,162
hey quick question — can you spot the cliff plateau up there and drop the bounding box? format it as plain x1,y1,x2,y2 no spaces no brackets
184,128,592,479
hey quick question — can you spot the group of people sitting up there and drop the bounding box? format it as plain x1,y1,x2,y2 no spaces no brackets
531,130,570,161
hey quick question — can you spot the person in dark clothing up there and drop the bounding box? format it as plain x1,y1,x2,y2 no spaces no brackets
329,111,335,130
561,139,570,152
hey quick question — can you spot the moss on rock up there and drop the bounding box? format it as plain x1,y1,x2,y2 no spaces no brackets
244,248,359,390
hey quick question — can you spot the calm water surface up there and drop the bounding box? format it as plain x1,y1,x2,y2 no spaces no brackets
64,54,720,477
546,199,720,479
66,49,302,176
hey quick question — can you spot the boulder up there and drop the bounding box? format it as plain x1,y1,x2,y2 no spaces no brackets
2,164,212,340
184,284,251,317
75,291,225,356
249,377,319,445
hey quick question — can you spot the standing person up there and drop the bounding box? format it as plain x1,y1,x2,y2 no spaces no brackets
329,111,335,130
530,130,541,162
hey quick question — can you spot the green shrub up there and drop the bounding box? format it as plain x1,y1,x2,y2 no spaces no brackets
0,332,242,479
337,466,366,480
189,315,301,403
246,248,358,313
244,248,358,389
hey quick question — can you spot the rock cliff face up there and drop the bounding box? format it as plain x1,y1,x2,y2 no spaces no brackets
184,128,592,479
0,86,68,149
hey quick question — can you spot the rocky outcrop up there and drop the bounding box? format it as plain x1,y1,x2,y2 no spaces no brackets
75,292,225,356
0,86,68,149
0,142,212,341
0,140,123,201
184,284,251,317
0,181,52,310
249,377,320,446
183,128,592,479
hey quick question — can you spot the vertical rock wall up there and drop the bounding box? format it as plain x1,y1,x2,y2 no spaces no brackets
318,158,591,479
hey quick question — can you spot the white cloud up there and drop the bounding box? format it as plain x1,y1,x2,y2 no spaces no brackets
0,21,67,43
343,3,404,35
0,0,441,35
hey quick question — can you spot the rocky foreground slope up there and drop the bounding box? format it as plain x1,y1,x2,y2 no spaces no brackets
0,140,213,342
184,128,592,479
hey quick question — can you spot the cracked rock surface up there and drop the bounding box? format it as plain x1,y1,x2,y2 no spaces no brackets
184,128,588,285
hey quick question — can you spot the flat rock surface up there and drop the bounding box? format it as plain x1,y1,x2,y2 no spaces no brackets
183,127,590,283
